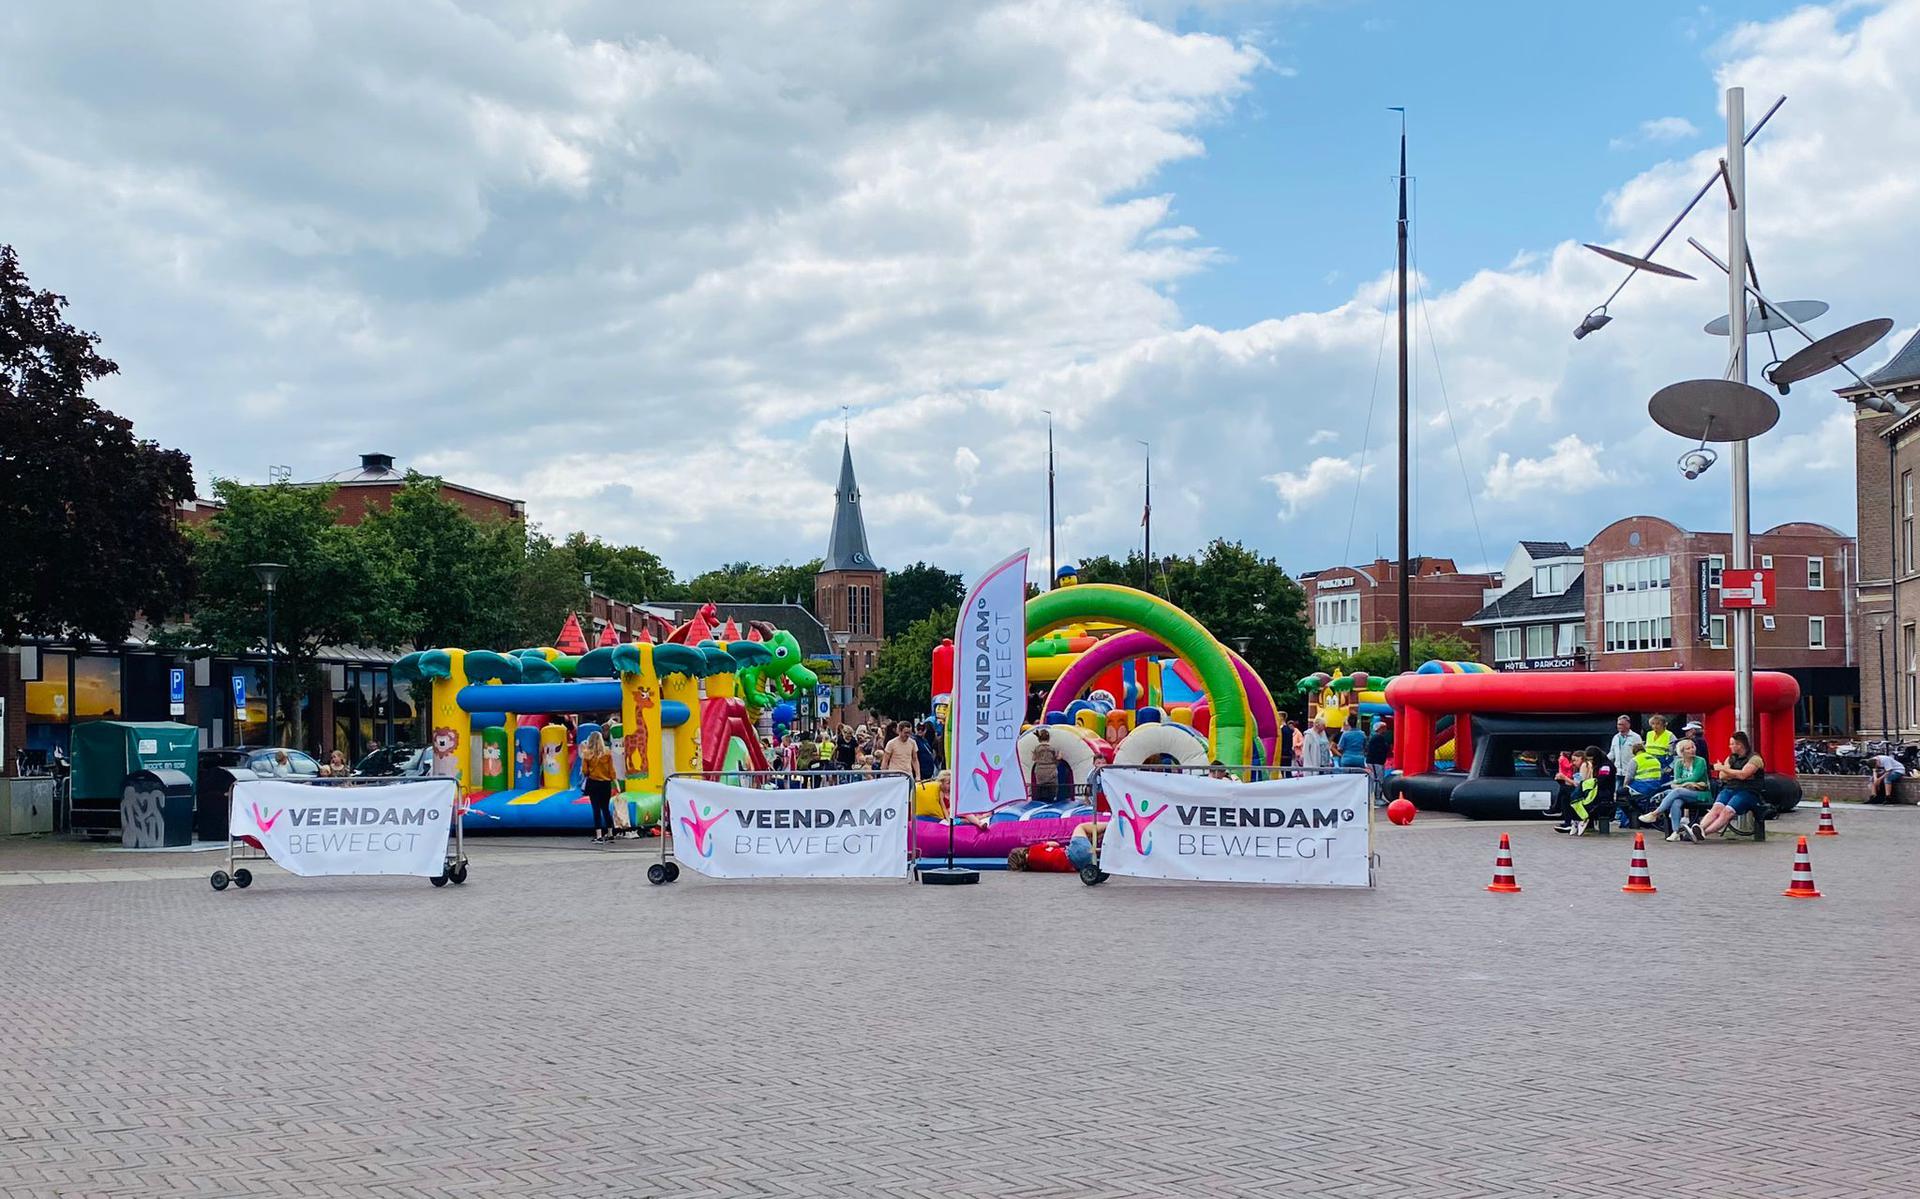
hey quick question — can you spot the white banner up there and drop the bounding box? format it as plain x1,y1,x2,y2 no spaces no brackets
950,548,1030,815
670,776,909,879
229,779,455,878
1097,770,1372,887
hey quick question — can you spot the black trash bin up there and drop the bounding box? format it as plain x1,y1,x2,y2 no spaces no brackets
121,768,196,848
194,766,251,843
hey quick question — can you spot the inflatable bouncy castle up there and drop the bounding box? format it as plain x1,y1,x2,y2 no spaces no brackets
392,607,818,832
915,574,1282,868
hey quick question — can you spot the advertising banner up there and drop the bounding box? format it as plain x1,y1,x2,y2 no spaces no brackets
1097,770,1372,887
229,779,454,877
950,549,1030,816
670,776,910,880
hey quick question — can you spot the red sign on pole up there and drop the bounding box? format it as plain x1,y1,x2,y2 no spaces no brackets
1719,568,1773,609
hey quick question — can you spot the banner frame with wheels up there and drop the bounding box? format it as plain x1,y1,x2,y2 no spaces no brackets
218,775,466,892
651,770,916,885
1083,763,1377,889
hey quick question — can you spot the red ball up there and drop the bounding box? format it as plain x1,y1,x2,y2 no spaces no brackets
1386,798,1416,826
1027,840,1072,872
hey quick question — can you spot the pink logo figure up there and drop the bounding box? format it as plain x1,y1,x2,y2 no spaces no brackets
678,802,731,858
250,802,282,832
1115,792,1168,855
970,752,1005,808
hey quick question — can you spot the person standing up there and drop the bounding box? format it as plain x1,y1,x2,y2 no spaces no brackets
1336,714,1367,770
1607,717,1643,829
879,721,921,781
1301,717,1332,770
1276,711,1294,769
834,727,857,774
1643,714,1676,768
1364,717,1393,805
912,721,939,782
579,731,617,844
1029,728,1060,805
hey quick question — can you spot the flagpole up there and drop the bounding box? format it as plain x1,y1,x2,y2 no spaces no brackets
1045,410,1057,590
1138,439,1151,593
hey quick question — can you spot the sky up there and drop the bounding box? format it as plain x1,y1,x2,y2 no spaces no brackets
1,0,1913,584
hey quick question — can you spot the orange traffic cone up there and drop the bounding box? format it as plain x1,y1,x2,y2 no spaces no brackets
1783,835,1823,899
1816,797,1838,837
1622,831,1657,893
1486,833,1521,893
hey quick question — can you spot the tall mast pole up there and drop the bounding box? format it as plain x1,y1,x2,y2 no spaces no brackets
1046,411,1057,590
1140,439,1152,593
1395,108,1412,674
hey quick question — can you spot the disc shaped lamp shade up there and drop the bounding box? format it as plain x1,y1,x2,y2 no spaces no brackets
1767,318,1897,389
1703,300,1829,336
1648,379,1780,442
250,562,288,592
1582,243,1696,280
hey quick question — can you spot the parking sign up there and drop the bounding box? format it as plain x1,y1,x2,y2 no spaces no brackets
231,674,248,722
169,667,186,717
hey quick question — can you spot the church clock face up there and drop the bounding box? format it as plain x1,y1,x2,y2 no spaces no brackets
852,552,869,566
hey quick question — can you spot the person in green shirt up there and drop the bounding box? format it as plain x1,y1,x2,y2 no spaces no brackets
1638,737,1709,841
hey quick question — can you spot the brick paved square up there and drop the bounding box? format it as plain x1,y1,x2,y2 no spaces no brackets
3,807,1917,1197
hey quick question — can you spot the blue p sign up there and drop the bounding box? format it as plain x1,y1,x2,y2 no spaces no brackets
169,668,186,716
231,674,247,718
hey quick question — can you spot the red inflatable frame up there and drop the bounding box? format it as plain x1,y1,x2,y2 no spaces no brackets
1385,670,1799,779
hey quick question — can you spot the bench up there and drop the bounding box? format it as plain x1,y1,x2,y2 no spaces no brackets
1678,789,1770,842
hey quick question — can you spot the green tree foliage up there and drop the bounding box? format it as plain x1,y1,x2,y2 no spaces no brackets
561,532,675,603
1314,631,1480,680
513,530,592,647
181,480,413,742
884,561,963,636
680,559,821,606
361,474,525,651
0,245,196,642
859,605,956,720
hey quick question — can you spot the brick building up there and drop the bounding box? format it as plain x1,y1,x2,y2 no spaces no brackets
813,438,884,726
181,451,527,526
1463,517,1858,732
1301,557,1500,655
1843,326,1920,738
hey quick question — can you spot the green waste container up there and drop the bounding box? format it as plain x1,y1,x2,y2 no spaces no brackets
70,721,200,838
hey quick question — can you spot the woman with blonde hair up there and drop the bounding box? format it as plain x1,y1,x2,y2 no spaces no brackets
580,730,618,843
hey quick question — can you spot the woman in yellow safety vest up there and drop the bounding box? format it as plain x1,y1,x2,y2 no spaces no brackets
1643,714,1675,765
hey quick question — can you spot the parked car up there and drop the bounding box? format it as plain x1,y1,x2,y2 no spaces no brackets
194,747,323,841
353,744,431,778
199,747,323,778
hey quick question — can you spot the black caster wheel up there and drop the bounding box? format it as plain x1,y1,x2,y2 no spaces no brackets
646,863,670,886
1078,865,1109,887
664,862,680,883
210,870,230,891
430,872,449,888
232,868,252,889
451,863,469,885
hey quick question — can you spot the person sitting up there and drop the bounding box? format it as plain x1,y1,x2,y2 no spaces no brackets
1561,746,1612,837
1207,760,1238,782
1693,731,1766,840
1624,742,1668,819
1869,752,1906,804
1065,817,1109,872
935,771,992,830
1638,737,1709,840
1552,749,1580,831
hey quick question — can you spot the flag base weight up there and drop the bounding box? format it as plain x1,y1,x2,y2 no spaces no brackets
918,866,981,886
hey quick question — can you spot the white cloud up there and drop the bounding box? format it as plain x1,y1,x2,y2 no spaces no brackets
0,0,1908,584
1610,115,1702,151
1266,456,1373,519
1484,435,1620,501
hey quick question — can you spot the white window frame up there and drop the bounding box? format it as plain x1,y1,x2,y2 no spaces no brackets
1710,615,1727,650
1525,623,1554,659
1807,556,1825,590
1809,616,1826,650
1707,554,1725,588
1762,615,1775,630
1760,554,1773,569
1494,627,1522,662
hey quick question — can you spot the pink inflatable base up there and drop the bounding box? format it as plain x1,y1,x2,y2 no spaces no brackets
911,810,1097,858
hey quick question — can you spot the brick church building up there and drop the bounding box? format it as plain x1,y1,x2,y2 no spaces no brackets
813,438,884,726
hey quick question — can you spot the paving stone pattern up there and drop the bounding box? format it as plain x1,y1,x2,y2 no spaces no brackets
3,810,1918,1197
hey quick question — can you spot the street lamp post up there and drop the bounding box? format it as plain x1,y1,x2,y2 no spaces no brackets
1877,617,1891,740
250,563,287,747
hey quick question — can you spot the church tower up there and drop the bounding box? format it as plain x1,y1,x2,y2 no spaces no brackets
814,437,885,725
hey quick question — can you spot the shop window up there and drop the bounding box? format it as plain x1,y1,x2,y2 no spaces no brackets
72,655,123,720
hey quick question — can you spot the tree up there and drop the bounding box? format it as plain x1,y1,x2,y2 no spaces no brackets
1315,631,1480,678
181,480,412,744
884,561,963,636
859,605,956,720
681,559,822,606
361,473,525,651
560,532,674,604
0,245,196,642
1159,539,1315,700
513,529,591,647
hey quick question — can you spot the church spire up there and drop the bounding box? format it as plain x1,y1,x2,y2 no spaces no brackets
823,436,878,571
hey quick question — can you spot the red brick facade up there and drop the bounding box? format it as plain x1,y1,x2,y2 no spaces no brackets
1304,557,1499,654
